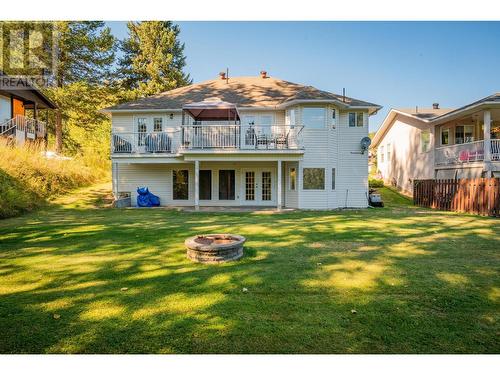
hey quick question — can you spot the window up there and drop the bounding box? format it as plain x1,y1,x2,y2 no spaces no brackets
332,109,336,126
243,116,256,125
387,143,391,161
348,112,364,127
302,107,326,129
455,125,474,144
173,170,189,200
441,128,450,145
421,130,430,152
331,168,336,190
219,170,235,200
357,112,364,127
286,109,296,125
262,172,272,201
137,118,147,145
380,146,385,162
153,118,163,132
199,170,212,200
289,167,296,190
303,168,325,190
259,115,273,126
349,112,356,127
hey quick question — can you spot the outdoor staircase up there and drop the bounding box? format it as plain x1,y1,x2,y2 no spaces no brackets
0,115,47,145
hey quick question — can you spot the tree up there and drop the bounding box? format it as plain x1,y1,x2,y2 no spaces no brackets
118,21,190,97
51,22,116,152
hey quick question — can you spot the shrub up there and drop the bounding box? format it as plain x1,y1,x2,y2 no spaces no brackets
0,140,107,218
369,177,384,188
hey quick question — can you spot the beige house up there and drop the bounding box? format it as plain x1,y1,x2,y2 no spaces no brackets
372,93,500,195
104,72,381,209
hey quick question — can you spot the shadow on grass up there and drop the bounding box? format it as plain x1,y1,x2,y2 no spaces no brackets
0,185,498,353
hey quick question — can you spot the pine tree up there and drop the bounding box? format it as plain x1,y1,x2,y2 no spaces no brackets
51,21,116,152
118,21,191,97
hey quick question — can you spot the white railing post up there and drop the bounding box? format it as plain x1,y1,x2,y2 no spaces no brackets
484,110,491,162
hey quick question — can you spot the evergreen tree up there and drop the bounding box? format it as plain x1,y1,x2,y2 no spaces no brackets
50,22,116,152
118,21,191,97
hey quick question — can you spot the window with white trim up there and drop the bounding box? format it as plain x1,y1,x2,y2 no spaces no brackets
349,112,356,127
303,168,325,190
387,143,391,161
153,118,163,132
357,112,364,127
289,167,296,190
302,107,326,129
421,130,430,152
380,146,385,162
441,128,450,146
137,118,147,145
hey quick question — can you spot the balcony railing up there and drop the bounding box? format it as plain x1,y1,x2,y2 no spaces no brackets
0,115,46,139
111,129,181,154
181,125,303,150
492,139,500,161
111,125,304,154
435,140,485,166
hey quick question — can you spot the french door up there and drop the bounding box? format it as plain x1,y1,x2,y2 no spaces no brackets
241,168,275,205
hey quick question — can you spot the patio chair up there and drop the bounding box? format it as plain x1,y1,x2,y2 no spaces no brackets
112,134,132,153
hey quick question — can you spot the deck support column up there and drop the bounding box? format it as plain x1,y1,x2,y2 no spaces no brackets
194,160,200,211
277,160,282,211
484,110,491,164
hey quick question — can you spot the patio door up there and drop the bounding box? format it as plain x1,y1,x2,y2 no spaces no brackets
241,168,275,205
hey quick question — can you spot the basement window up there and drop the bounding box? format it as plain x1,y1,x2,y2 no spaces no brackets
303,168,325,190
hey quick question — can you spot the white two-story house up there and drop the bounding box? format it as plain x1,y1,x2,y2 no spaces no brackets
372,93,500,195
104,72,381,210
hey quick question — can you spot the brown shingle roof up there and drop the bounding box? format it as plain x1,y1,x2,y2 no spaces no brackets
105,76,381,111
396,107,453,120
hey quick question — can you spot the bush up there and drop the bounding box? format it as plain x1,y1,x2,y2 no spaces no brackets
0,140,107,218
369,177,384,188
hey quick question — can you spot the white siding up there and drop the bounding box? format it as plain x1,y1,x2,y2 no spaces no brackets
114,161,283,207
377,115,434,195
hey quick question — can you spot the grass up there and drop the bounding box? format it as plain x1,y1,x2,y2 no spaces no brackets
0,140,108,218
0,185,498,353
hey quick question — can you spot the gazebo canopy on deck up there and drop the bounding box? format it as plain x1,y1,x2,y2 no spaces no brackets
182,98,240,122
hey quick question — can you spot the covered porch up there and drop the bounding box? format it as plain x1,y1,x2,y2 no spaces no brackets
434,108,500,167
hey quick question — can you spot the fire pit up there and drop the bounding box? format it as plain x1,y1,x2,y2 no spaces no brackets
185,234,246,263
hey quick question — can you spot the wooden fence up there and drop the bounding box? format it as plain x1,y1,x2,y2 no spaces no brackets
413,178,500,217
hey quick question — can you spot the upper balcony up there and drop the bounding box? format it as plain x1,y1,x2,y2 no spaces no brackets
111,124,304,155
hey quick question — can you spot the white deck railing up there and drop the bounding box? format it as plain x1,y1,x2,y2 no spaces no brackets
111,125,304,154
0,115,47,140
491,139,500,161
435,140,485,166
111,129,182,154
181,125,304,150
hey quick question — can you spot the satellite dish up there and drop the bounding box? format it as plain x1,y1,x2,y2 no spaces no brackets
360,137,371,153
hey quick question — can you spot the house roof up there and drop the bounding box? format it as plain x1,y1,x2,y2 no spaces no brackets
0,71,57,109
372,93,500,148
104,76,381,113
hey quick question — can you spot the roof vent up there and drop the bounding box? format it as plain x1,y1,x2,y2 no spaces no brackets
219,71,226,80
432,103,439,109
260,70,268,79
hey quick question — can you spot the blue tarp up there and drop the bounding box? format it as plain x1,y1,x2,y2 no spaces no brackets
136,187,160,207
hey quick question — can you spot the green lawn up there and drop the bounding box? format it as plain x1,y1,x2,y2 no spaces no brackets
0,184,498,353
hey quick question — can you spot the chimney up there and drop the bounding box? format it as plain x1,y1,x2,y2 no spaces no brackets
219,71,226,80
260,70,268,79
432,103,439,109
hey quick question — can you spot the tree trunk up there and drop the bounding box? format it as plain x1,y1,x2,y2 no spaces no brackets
55,109,62,153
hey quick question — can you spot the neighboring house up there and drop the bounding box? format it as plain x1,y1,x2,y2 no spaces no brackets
0,72,56,144
104,72,381,209
372,94,500,195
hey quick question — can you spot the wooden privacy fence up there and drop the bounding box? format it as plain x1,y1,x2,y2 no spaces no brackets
413,178,500,217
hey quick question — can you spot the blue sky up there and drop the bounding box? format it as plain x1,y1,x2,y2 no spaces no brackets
107,21,500,132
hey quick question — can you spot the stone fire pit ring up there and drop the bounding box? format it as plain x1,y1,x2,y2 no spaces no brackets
185,234,246,263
